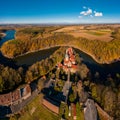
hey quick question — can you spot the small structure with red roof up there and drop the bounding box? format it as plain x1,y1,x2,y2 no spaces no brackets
71,103,77,120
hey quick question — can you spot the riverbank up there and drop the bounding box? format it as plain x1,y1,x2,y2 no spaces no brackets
1,44,101,64
0,33,6,39
72,45,120,64
1,44,120,65
1,46,60,60
14,46,60,59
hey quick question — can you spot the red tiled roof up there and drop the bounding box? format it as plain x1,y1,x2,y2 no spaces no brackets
0,93,12,105
42,76,46,79
67,48,73,55
43,98,59,114
70,55,75,59
63,65,68,69
58,63,63,68
11,89,21,102
0,84,31,106
64,59,70,64
71,103,76,117
70,59,75,63
72,65,77,69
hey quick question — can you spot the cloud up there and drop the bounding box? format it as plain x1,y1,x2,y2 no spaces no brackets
83,6,87,9
78,16,83,18
94,11,103,17
80,8,92,16
90,15,93,18
79,7,103,19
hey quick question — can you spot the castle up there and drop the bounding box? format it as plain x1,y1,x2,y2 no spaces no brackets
58,47,78,73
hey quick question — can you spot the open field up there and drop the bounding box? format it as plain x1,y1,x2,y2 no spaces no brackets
53,26,113,42
18,94,58,120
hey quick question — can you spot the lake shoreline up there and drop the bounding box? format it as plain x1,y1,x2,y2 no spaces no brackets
72,45,120,64
2,46,60,59
1,44,120,65
0,33,6,39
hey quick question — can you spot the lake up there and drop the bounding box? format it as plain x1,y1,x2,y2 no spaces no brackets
0,30,15,46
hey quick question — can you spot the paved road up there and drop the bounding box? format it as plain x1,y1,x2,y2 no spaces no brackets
62,69,71,103
84,99,98,120
62,81,71,96
67,69,70,82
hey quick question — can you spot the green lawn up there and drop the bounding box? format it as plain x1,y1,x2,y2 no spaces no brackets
19,94,59,120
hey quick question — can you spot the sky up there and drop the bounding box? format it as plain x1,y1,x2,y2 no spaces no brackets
0,0,120,24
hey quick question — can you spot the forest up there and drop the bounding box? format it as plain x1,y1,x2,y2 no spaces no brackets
0,47,66,93
0,65,23,92
1,26,120,63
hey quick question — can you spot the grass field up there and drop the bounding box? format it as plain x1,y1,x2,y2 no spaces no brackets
53,26,113,42
19,94,59,120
